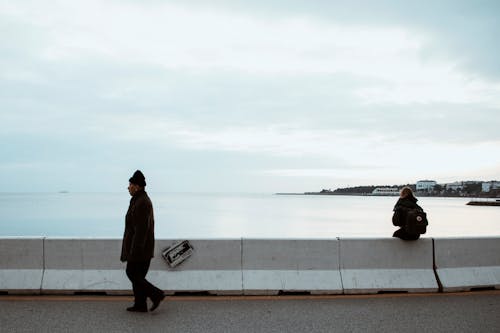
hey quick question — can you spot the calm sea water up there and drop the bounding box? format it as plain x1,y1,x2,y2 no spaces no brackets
0,192,499,238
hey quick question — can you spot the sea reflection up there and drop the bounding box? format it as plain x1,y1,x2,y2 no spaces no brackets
0,193,499,238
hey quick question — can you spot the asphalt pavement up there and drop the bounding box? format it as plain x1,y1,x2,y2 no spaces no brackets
1,292,499,332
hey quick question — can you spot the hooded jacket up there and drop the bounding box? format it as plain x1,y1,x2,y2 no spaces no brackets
392,195,423,227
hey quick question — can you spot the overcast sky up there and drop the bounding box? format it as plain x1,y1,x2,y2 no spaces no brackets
1,0,499,193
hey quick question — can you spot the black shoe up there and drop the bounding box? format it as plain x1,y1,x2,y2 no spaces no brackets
127,306,148,312
150,293,165,312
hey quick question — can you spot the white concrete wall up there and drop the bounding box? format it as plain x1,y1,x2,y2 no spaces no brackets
434,237,500,292
148,239,243,295
42,238,128,294
0,237,44,294
242,239,342,295
339,238,438,294
1,237,499,295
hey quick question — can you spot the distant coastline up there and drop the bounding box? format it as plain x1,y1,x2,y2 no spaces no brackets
276,191,395,196
276,191,498,198
276,180,500,198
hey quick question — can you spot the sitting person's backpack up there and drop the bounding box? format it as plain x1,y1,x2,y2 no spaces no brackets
392,209,403,226
404,209,428,235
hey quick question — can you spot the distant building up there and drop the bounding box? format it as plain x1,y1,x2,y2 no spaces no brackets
446,181,464,191
372,187,400,196
482,181,500,192
416,180,436,192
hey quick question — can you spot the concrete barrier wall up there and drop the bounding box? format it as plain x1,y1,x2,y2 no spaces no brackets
148,239,243,295
434,237,500,292
0,237,44,294
1,237,499,295
42,238,128,294
339,238,438,294
242,239,342,295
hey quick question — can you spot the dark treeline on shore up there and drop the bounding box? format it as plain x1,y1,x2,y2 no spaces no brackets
331,185,403,194
305,180,500,198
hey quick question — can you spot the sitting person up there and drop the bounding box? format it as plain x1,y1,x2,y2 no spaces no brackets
392,187,424,240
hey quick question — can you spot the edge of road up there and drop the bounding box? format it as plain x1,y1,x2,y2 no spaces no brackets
1,290,499,302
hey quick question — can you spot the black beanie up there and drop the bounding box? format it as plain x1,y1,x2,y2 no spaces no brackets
129,170,146,187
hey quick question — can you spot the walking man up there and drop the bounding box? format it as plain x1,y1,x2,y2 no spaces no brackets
121,170,165,312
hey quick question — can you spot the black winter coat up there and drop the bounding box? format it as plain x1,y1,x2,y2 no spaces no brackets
121,190,155,262
392,196,423,227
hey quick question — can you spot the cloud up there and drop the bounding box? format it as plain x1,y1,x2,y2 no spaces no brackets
2,1,499,112
1,1,499,191
259,168,379,178
5,1,422,75
186,0,500,79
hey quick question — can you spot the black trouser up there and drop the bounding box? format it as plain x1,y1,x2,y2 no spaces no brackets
393,228,420,240
126,260,163,307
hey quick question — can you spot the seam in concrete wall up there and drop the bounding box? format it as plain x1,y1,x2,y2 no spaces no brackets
432,238,443,292
40,237,46,294
337,237,344,294
240,238,244,292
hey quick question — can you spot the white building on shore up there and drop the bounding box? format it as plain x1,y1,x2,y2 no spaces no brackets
445,181,464,191
482,181,500,192
416,180,436,192
372,187,400,196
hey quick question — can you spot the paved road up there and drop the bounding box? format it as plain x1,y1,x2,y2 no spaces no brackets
1,292,499,332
